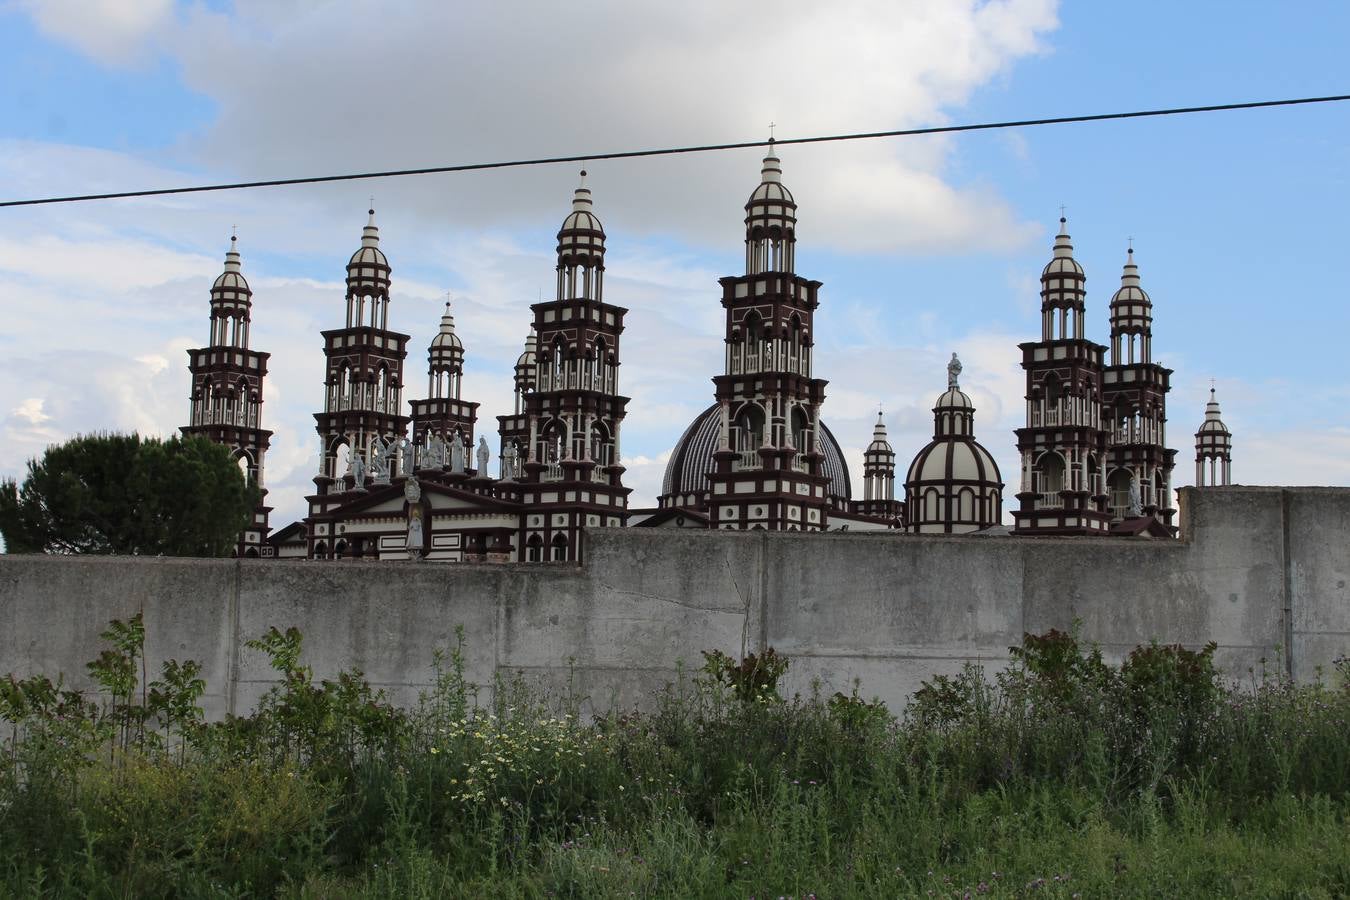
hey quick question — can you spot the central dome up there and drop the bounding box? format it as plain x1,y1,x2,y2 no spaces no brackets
659,403,852,508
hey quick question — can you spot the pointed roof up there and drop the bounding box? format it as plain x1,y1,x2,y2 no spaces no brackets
348,206,390,268
1110,245,1152,312
1042,215,1085,277
866,409,893,454
430,300,462,350
212,233,251,294
1197,387,1230,435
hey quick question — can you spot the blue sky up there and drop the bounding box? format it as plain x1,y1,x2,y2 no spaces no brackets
2,0,1348,529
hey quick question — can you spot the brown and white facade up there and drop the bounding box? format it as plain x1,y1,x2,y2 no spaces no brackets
180,235,274,556
181,156,1214,558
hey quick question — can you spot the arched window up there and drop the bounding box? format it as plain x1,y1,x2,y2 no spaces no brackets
958,488,974,521
527,534,543,562
313,540,327,559
551,533,569,562
590,421,610,466
1035,452,1066,501
733,404,766,456
334,540,347,560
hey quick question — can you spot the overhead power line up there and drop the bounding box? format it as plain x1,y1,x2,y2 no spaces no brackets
3,93,1348,209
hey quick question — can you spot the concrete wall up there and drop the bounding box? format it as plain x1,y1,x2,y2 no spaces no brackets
1,487,1345,717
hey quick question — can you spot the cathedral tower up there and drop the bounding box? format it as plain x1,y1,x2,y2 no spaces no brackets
1102,247,1176,528
1012,217,1111,535
858,411,902,521
181,234,273,556
409,300,479,460
512,172,630,561
707,144,831,531
1195,388,1232,486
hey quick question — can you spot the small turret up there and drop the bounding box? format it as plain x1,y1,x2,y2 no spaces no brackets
1195,387,1232,486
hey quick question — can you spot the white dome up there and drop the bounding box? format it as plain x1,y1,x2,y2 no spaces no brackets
557,171,606,258
935,387,974,410
907,438,1000,484
347,209,390,273
1041,217,1085,277
429,302,462,349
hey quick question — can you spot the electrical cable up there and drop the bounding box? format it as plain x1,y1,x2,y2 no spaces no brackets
2,93,1347,208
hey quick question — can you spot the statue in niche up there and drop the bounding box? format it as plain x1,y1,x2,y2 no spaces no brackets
476,436,490,474
501,440,518,480
424,433,446,470
347,446,366,487
407,512,424,559
947,352,962,390
369,437,391,482
397,436,414,474
449,431,466,473
1128,473,1143,517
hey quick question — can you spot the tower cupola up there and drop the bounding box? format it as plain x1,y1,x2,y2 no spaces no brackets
1040,216,1086,340
209,233,252,348
744,142,798,275
555,170,606,300
1109,245,1153,365
1195,387,1232,486
345,208,392,328
427,300,465,400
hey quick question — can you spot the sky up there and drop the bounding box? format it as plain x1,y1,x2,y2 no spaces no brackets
2,0,1348,531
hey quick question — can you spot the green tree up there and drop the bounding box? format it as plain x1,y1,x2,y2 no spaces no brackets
0,433,256,557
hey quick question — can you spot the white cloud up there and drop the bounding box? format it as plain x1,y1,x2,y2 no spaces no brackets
16,0,174,67
135,0,1060,254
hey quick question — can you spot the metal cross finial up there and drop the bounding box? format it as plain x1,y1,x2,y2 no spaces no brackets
1058,203,1067,219
768,121,776,141
1128,235,1134,252
231,224,237,238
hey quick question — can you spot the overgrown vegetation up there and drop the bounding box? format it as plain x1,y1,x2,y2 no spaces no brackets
2,621,1347,898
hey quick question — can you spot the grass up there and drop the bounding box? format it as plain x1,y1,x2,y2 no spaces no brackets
1,622,1347,898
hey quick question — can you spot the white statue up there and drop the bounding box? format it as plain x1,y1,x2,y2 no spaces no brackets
397,436,414,474
369,437,391,482
404,475,421,504
449,432,466,474
502,440,518,480
347,447,366,486
476,436,490,474
1127,473,1143,517
424,434,446,469
947,352,962,390
407,514,423,558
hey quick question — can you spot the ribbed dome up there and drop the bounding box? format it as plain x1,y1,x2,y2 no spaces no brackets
659,403,852,505
349,208,389,268
1196,388,1230,436
865,411,893,454
745,146,797,231
430,301,462,349
1110,246,1152,332
557,170,605,261
935,387,974,410
516,325,538,368
1041,217,1085,277
906,438,1001,484
211,235,251,298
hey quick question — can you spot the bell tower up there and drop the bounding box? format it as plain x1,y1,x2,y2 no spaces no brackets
1012,217,1111,535
307,209,412,556
1102,246,1176,529
181,233,273,557
1194,388,1233,486
858,411,902,521
707,144,830,531
512,172,631,562
409,300,479,458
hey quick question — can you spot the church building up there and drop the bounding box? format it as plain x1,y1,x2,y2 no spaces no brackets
181,146,1229,560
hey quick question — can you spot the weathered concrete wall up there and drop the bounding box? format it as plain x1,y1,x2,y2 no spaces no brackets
1,487,1345,717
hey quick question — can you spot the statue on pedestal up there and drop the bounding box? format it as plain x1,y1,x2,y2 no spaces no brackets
476,436,490,475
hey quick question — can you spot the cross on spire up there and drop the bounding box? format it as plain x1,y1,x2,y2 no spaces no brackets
1058,203,1067,219
768,121,776,141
